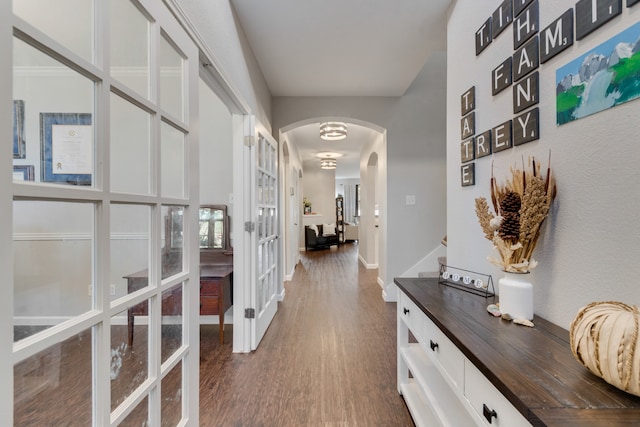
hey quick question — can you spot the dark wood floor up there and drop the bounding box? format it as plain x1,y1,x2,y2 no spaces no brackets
14,243,413,426
200,243,414,426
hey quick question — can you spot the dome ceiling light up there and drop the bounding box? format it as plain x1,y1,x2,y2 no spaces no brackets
320,122,347,141
317,152,342,169
316,151,344,159
320,158,337,169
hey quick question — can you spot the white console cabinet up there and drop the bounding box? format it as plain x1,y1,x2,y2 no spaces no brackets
397,289,530,427
395,277,640,427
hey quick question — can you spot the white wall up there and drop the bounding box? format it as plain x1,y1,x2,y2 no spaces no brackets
300,159,336,247
447,0,640,328
358,135,386,280
302,159,336,219
199,78,234,247
281,140,303,277
272,52,448,295
175,0,272,126
199,78,233,205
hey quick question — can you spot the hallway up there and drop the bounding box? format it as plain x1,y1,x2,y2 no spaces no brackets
199,243,414,426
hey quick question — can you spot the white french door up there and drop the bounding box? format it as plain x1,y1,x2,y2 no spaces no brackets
250,132,279,349
7,0,200,425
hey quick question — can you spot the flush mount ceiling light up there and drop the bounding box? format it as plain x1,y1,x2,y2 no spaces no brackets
316,151,344,159
319,122,347,141
320,158,337,169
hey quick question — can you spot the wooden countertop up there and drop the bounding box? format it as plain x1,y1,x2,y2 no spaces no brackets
200,264,233,279
394,277,640,427
123,264,232,280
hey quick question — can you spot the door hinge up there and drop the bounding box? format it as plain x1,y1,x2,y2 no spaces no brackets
244,221,255,232
245,308,255,319
244,115,256,147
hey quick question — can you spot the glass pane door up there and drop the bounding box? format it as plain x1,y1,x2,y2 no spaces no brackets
252,133,279,349
10,1,199,425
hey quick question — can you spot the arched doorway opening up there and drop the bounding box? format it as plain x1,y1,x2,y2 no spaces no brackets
278,118,387,296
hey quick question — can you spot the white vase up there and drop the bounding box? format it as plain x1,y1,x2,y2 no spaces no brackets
498,272,533,320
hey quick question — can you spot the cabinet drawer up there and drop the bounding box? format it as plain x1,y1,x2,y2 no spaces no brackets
200,280,222,295
399,292,426,340
422,317,464,391
200,296,220,315
464,359,531,427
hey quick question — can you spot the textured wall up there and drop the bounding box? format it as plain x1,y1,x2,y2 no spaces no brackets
447,0,640,327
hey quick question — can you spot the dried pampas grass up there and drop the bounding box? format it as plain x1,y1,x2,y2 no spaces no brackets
475,155,556,272
475,197,494,241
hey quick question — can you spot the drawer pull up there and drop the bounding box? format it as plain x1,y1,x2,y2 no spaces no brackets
430,340,439,351
482,404,497,424
403,307,410,315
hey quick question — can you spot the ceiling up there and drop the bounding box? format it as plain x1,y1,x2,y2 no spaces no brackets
230,0,451,178
285,123,381,179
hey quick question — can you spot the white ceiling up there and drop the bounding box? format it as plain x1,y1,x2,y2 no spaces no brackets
230,0,452,177
285,123,381,179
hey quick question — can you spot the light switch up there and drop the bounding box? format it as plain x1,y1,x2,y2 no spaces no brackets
406,195,416,205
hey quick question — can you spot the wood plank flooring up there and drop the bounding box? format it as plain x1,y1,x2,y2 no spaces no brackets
200,243,414,426
14,243,413,426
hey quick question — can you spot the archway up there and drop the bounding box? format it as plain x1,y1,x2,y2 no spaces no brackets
278,117,387,295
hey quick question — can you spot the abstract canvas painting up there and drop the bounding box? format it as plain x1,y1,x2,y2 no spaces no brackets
556,21,640,125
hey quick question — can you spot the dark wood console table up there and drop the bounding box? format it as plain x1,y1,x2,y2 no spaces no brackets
394,277,640,426
125,263,232,346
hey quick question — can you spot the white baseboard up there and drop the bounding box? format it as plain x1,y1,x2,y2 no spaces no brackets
382,282,398,302
13,316,72,326
358,253,379,269
14,308,234,327
284,263,296,281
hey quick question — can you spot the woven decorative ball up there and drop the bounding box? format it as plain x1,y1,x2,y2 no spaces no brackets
569,301,640,397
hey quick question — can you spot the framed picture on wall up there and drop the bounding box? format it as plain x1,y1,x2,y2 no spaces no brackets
13,165,35,181
40,112,92,185
13,100,25,159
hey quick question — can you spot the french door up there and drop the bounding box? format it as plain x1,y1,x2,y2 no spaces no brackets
7,0,200,425
250,133,279,349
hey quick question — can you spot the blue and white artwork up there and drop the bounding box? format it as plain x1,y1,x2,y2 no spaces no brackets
556,21,640,125
13,100,25,159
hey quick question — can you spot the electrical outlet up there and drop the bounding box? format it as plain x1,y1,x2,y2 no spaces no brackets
88,284,92,296
110,284,116,296
406,195,416,205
